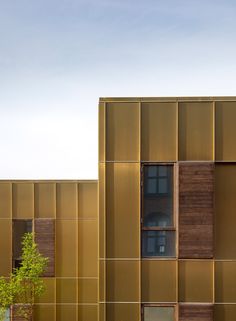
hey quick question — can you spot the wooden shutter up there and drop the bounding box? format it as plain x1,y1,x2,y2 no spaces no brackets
179,163,214,258
179,304,213,321
35,219,55,276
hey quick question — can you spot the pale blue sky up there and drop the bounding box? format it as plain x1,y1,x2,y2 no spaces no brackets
1,0,236,178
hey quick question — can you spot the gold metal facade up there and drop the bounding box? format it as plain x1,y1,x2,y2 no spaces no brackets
99,97,236,321
0,180,98,321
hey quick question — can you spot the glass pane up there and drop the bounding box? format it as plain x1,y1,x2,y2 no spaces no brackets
158,178,168,193
143,165,173,227
148,166,158,177
144,306,174,321
13,220,32,268
147,179,157,194
142,231,175,257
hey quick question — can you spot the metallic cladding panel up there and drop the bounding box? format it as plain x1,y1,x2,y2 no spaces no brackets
141,260,177,302
78,220,98,278
106,303,140,321
106,163,140,258
78,182,98,219
78,279,98,303
56,305,77,321
56,183,78,219
215,261,236,302
35,278,56,304
99,260,105,302
0,183,12,218
106,260,140,302
178,102,214,160
78,305,98,321
34,305,56,321
56,220,78,277
35,183,56,218
214,305,236,321
56,278,78,303
0,219,12,276
178,260,213,302
99,101,106,162
141,102,177,161
99,163,106,259
215,164,236,259
106,102,140,161
12,183,34,219
215,101,236,160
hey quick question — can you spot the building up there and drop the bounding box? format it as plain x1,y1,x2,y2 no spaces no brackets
1,97,236,321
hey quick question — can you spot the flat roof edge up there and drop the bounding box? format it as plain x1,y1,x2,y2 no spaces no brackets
99,96,236,102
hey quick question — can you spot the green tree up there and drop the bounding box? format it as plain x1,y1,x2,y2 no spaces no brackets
0,233,48,321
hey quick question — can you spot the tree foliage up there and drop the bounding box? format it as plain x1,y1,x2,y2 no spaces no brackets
0,233,48,321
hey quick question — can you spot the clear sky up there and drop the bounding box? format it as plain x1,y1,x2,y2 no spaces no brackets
1,0,236,179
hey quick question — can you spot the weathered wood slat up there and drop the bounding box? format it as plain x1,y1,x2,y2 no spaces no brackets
34,219,55,277
179,304,213,321
179,163,214,258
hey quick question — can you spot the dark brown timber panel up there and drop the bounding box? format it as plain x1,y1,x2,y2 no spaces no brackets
179,304,213,321
35,219,55,276
11,305,32,321
179,163,214,258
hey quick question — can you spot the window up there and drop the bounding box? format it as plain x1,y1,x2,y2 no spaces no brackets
143,306,175,321
13,220,32,269
142,165,175,257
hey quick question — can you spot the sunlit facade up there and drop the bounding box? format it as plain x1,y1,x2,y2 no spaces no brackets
1,97,236,321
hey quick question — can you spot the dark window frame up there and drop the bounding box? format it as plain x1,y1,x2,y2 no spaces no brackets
141,163,176,258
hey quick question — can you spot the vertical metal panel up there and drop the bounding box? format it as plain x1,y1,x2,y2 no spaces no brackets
78,279,98,303
178,102,214,160
35,278,56,303
215,164,236,259
106,303,140,321
141,260,177,302
106,163,140,258
78,182,98,219
12,183,34,219
78,305,98,321
106,102,140,161
56,278,78,303
99,260,105,302
215,101,236,160
78,220,98,277
214,305,236,321
56,183,78,219
106,260,140,302
99,101,106,162
215,261,236,302
179,163,214,258
0,183,12,218
99,163,106,259
35,219,55,277
56,220,78,277
35,183,56,218
99,303,105,321
141,102,177,161
56,305,77,321
34,305,56,321
179,260,213,302
179,304,213,321
0,219,11,276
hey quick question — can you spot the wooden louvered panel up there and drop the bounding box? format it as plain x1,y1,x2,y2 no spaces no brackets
179,163,214,258
179,304,213,321
35,219,55,277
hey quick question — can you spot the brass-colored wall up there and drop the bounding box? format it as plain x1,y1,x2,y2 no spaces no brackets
0,180,98,321
99,97,236,321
